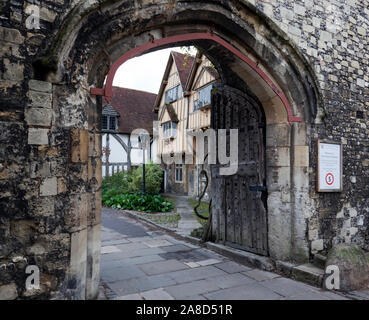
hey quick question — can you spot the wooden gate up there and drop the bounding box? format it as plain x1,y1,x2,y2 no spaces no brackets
211,85,268,256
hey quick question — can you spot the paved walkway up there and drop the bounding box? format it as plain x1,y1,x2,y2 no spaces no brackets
169,195,202,236
99,208,348,300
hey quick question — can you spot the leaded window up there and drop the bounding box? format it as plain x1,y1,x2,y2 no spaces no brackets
162,122,177,139
175,164,183,182
102,115,118,131
197,83,214,109
165,84,182,104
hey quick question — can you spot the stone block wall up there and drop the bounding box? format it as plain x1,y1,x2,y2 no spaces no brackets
163,163,188,195
252,0,369,253
0,0,368,299
1,0,102,298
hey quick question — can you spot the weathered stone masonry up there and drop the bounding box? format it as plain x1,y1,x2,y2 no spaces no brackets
0,0,368,299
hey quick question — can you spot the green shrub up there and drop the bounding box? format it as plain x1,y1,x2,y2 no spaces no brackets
129,161,163,195
102,163,168,212
104,192,173,213
102,171,132,204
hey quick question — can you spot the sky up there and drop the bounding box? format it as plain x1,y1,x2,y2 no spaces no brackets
112,46,196,94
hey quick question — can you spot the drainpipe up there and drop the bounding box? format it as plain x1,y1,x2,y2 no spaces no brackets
106,133,110,177
150,136,153,161
186,94,191,196
186,95,190,130
196,164,199,198
127,135,132,171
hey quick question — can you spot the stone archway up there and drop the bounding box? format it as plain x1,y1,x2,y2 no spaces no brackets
22,0,321,299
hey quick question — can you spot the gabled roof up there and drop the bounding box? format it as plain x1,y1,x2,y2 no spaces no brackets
185,53,220,92
103,87,157,135
172,51,195,90
153,51,195,112
203,66,219,81
102,104,120,116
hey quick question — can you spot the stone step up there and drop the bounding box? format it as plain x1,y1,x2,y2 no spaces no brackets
346,290,369,300
313,253,327,269
205,242,275,271
291,263,325,287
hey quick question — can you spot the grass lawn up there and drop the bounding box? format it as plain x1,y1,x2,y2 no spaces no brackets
134,195,179,228
188,198,210,227
136,211,181,227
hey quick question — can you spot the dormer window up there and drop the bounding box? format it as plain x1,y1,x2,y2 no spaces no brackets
163,121,177,139
165,84,183,104
102,104,119,132
102,115,118,131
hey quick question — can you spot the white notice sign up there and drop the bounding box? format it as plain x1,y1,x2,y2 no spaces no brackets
317,141,342,192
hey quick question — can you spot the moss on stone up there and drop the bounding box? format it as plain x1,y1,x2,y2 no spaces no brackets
326,244,369,291
328,245,368,266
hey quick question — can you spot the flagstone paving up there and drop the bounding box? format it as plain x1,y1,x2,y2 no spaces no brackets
100,208,349,300
168,194,202,236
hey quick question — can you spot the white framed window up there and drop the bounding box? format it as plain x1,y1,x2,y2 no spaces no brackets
196,83,214,109
175,164,183,182
165,84,183,104
193,99,199,112
102,115,118,131
172,122,177,137
162,121,177,139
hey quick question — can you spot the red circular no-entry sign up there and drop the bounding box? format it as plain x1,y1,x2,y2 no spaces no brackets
325,173,334,185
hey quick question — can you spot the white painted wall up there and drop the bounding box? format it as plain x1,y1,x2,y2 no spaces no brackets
102,133,158,176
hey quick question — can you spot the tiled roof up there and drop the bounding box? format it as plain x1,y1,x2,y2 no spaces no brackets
102,104,120,116
172,51,195,90
103,87,158,135
203,66,220,80
153,51,196,111
185,53,220,92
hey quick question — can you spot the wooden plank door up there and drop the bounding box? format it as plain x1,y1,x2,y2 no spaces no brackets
211,85,268,256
